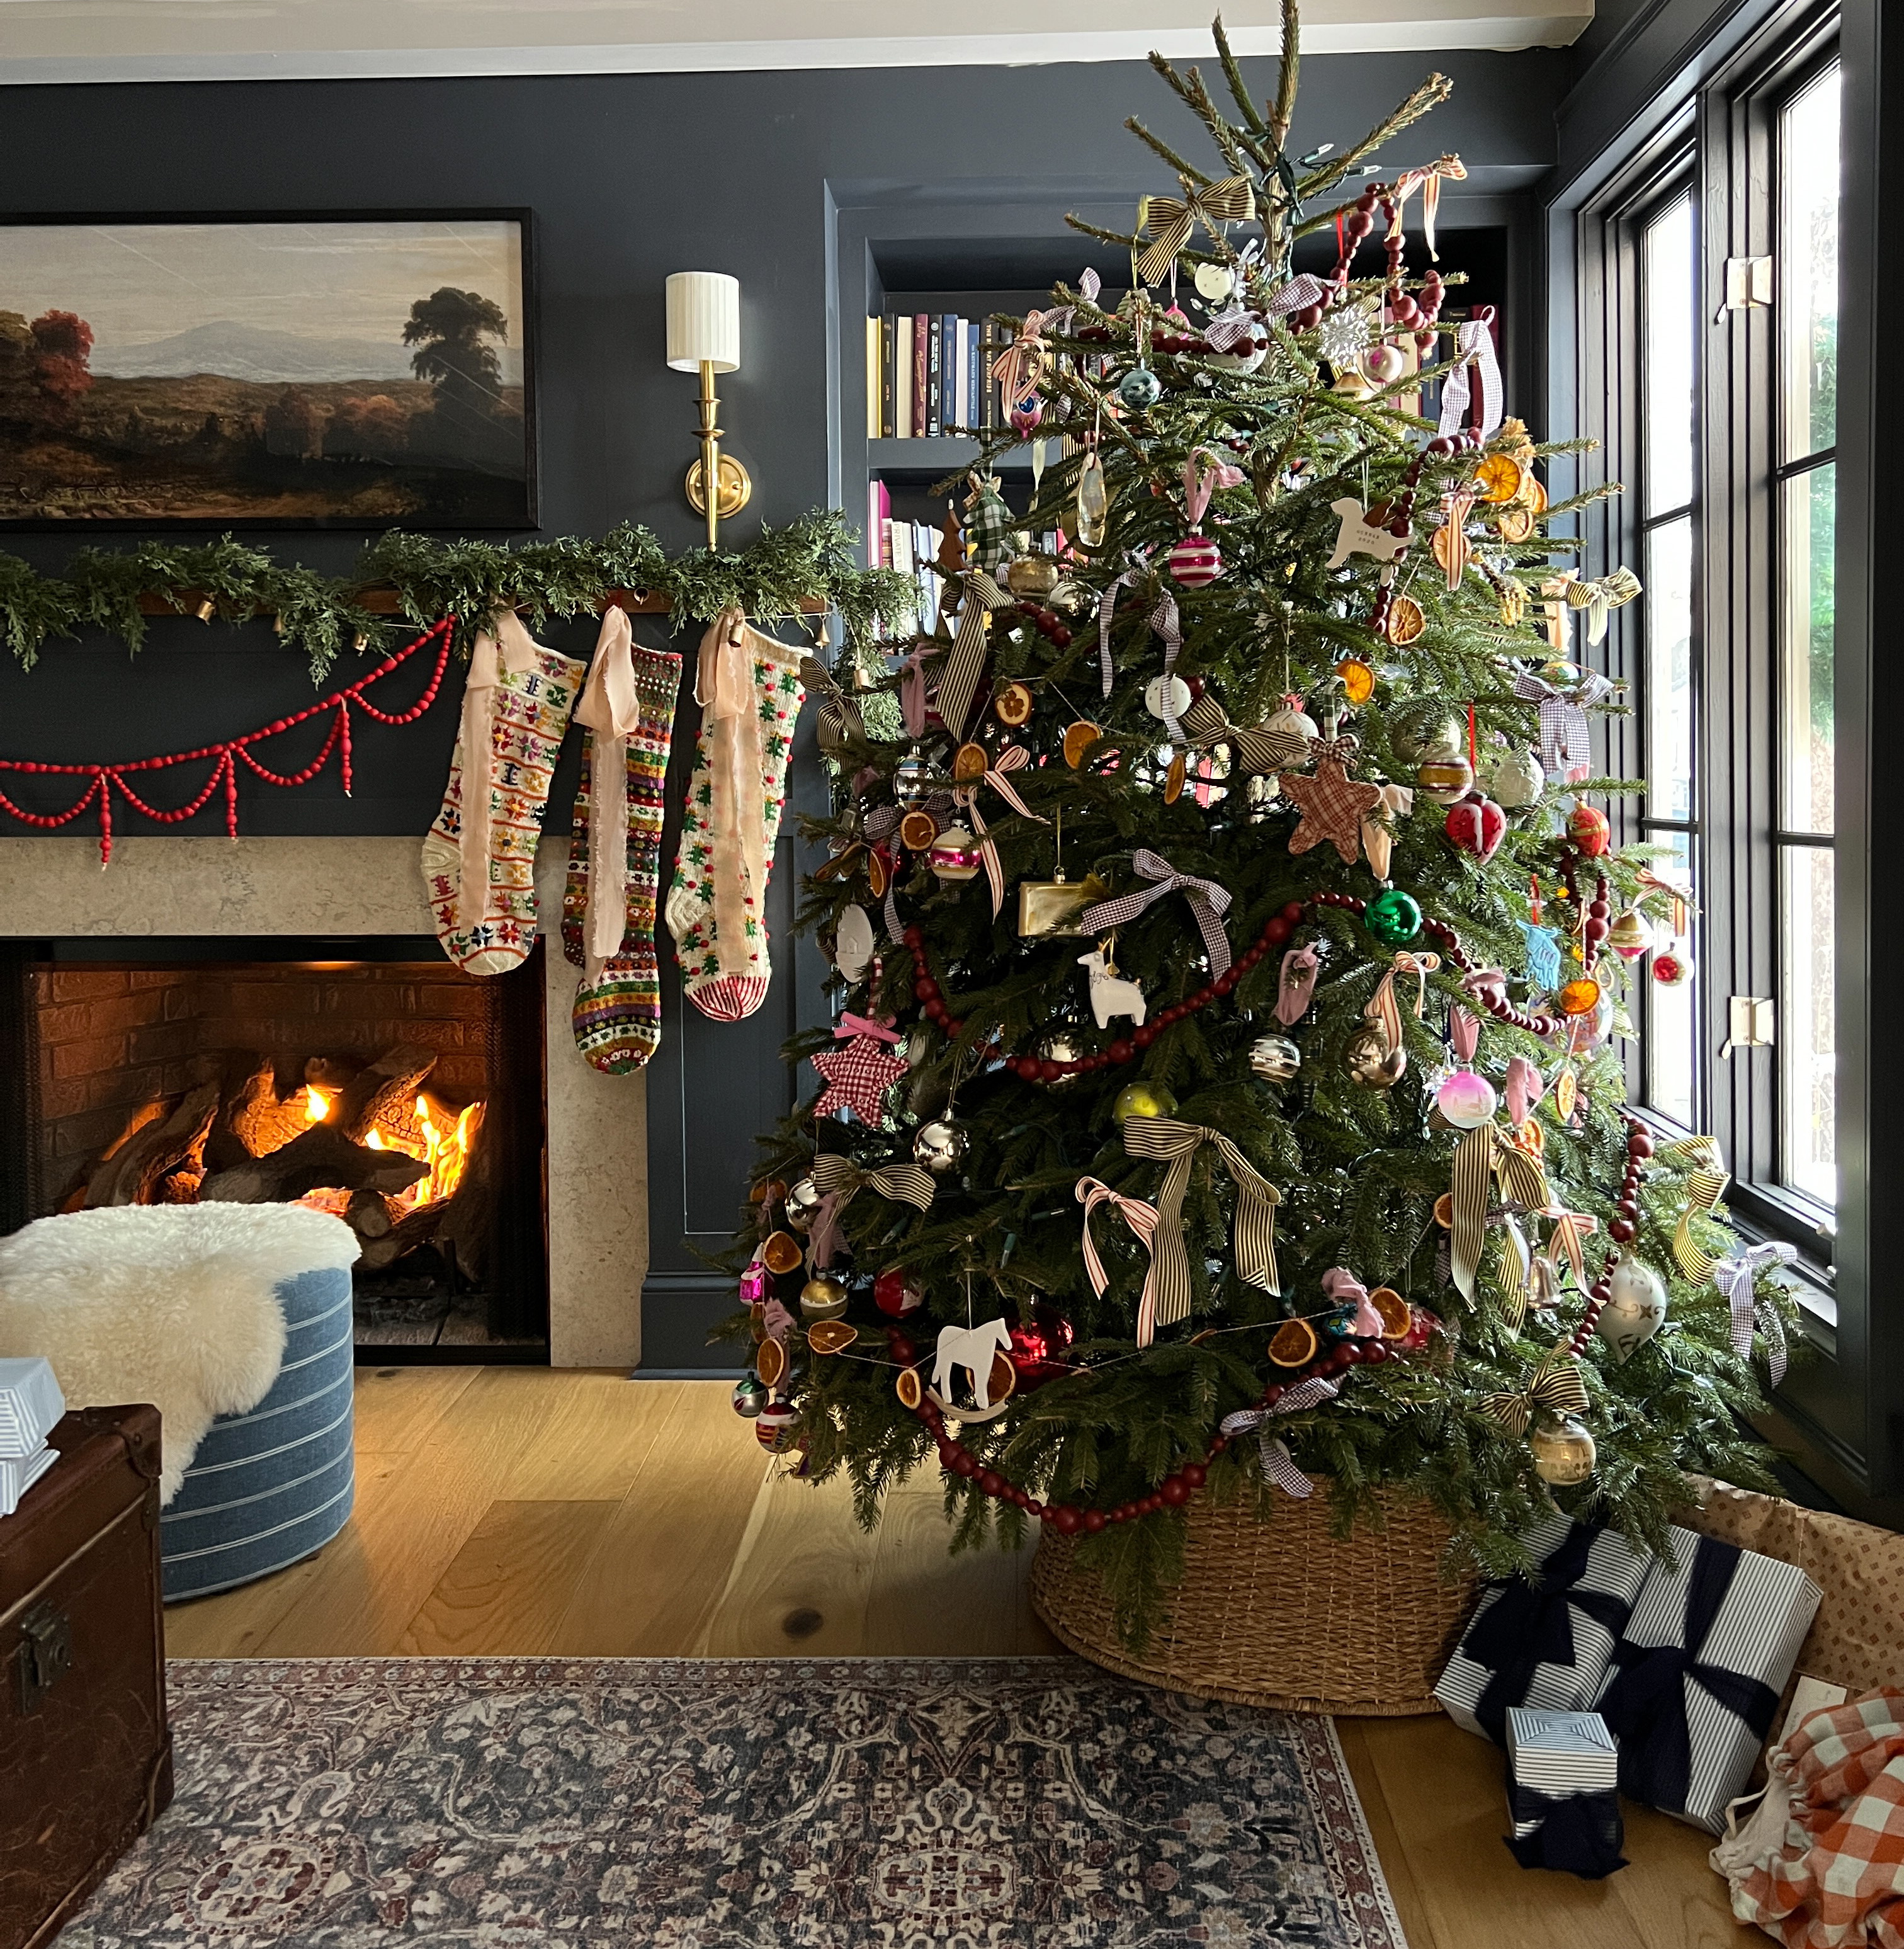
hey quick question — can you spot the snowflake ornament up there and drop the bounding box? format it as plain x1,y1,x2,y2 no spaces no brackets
1315,298,1376,371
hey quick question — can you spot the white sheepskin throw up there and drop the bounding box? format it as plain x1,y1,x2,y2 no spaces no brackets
0,1204,359,1503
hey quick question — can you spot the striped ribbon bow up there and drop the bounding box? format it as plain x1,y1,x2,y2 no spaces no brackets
1367,952,1441,1058
1096,563,1181,710
1513,665,1614,781
1564,565,1644,646
1178,690,1311,776
1713,1240,1796,1384
1220,1373,1340,1497
1451,1122,1551,1304
807,1151,935,1270
1361,781,1414,880
1075,1176,1163,1345
800,654,864,758
1479,1349,1591,1438
1388,154,1468,258
1543,1206,1600,1290
1663,1135,1730,1281
941,571,1015,739
1436,305,1504,441
990,307,1059,415
1136,174,1256,288
954,744,1048,918
1123,1117,1281,1329
1082,848,1233,979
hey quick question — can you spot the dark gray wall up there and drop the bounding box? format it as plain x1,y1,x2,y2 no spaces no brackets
0,48,1565,1365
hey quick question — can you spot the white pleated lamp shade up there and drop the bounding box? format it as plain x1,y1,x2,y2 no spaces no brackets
666,271,740,373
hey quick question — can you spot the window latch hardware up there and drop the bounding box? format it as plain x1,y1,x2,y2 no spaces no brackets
1721,995,1775,1055
1724,256,1774,309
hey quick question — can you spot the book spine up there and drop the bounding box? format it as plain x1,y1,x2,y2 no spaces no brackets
880,317,895,439
979,319,995,431
913,315,928,438
966,321,980,436
866,315,880,440
940,315,955,433
895,317,912,438
927,316,941,436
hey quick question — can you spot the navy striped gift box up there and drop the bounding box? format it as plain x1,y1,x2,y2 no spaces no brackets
160,1264,356,1601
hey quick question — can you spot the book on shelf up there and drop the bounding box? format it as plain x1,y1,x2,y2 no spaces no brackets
865,316,881,440
912,316,928,440
927,318,941,436
868,310,1016,440
867,479,892,569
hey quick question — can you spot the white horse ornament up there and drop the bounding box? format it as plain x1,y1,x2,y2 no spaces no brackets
932,1318,1015,1416
1077,946,1147,1028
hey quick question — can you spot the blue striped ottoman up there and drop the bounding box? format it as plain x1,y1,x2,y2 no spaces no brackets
160,1264,356,1601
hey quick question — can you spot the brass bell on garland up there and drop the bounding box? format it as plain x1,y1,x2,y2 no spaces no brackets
1529,1414,1597,1485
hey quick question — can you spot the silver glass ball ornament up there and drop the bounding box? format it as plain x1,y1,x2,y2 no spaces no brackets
1529,1414,1597,1485
1249,1034,1302,1084
895,744,931,804
1390,702,1465,768
732,1377,769,1419
1485,745,1545,810
1595,1257,1669,1363
1117,367,1164,411
912,1118,971,1174
784,1176,823,1232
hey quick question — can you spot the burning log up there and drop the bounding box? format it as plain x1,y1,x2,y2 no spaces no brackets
345,1189,395,1240
82,1081,222,1208
198,1123,428,1205
329,1045,437,1144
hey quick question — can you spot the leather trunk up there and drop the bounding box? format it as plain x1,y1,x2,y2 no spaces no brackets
0,1406,173,1949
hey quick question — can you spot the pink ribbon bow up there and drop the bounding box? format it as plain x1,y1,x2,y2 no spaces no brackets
1076,1176,1162,1346
1320,1266,1386,1339
1449,1004,1480,1065
837,1012,901,1043
1505,1054,1544,1128
1274,945,1320,1026
955,744,1048,918
1182,449,1244,531
991,308,1057,414
898,643,938,738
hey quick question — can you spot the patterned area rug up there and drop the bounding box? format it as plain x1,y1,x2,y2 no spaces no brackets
66,1657,1407,1948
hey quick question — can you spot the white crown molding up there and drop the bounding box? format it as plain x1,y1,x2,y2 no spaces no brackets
0,1,1591,86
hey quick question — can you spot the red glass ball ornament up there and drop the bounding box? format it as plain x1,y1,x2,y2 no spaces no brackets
1652,949,1694,987
1444,795,1508,863
1167,533,1223,588
874,1268,924,1318
1567,804,1612,856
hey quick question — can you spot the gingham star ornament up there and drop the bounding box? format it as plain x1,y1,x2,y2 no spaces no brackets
1281,736,1383,865
810,1021,910,1125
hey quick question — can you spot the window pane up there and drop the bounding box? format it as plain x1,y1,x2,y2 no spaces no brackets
1645,831,1697,1127
1646,514,1694,822
1781,462,1835,834
1643,194,1696,516
1781,843,1835,1203
1781,65,1840,465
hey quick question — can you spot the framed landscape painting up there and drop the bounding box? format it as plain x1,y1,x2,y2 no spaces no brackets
0,211,536,528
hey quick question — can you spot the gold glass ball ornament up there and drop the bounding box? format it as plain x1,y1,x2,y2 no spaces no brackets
1529,1414,1597,1486
1249,1033,1302,1084
1005,554,1062,600
1485,745,1544,810
1391,703,1464,767
1596,1257,1669,1363
799,1273,850,1321
1344,1021,1408,1089
784,1176,823,1232
1415,754,1475,807
912,1117,971,1174
1113,1079,1179,1122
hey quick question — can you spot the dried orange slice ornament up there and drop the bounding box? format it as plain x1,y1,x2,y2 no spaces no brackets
866,849,890,898
756,1337,788,1389
1521,474,1550,516
1269,1318,1319,1368
1495,504,1536,544
952,741,989,782
1063,721,1102,768
992,680,1035,727
1475,452,1525,504
1369,1288,1412,1339
1558,975,1602,1017
762,1230,804,1275
899,809,941,852
1385,595,1426,646
988,1350,1018,1406
807,1319,858,1355
1164,750,1188,804
1336,657,1376,705
1553,1067,1578,1120
895,1365,924,1410
1433,1191,1455,1229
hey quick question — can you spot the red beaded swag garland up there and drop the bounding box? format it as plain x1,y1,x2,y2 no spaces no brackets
0,617,454,865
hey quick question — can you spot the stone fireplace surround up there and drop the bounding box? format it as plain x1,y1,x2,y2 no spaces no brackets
0,834,649,1367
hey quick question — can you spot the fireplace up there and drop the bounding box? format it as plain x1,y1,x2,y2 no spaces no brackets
2,935,549,1360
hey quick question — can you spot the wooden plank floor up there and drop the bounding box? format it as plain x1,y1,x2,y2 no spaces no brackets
165,1368,1752,1949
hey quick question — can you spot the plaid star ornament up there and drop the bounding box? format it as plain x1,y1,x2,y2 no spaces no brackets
1281,736,1383,865
811,1014,909,1124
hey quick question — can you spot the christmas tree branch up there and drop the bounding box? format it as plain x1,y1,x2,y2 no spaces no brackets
1269,0,1301,151
1123,112,1213,187
1213,13,1271,137
1298,72,1452,202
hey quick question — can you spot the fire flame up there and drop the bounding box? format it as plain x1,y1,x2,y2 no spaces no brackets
304,1084,331,1123
394,1093,480,1210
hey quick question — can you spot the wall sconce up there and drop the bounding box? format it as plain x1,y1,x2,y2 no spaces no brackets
666,271,751,548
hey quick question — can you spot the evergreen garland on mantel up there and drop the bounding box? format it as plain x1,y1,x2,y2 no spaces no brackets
0,509,912,683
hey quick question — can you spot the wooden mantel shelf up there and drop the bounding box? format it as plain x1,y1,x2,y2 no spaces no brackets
135,588,830,619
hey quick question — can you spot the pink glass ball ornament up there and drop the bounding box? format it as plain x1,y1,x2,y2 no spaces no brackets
1435,1068,1499,1130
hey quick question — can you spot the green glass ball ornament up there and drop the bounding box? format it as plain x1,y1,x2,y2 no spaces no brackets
1364,888,1424,948
732,1377,769,1419
1113,1079,1179,1122
1117,367,1164,411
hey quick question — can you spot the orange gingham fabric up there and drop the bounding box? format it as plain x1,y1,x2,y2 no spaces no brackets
1730,1691,1904,1948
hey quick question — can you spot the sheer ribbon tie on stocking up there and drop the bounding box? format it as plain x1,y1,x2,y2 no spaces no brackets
456,610,543,930
572,608,641,983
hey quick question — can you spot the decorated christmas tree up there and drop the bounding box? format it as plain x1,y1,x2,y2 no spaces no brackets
725,6,1798,1642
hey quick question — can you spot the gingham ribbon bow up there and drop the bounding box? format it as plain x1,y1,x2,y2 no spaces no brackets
1436,305,1504,441
1220,1374,1340,1497
1123,1117,1280,1329
1513,665,1614,780
1075,1176,1163,1345
1082,848,1233,979
1204,303,1262,354
990,307,1058,415
954,743,1048,918
1479,1349,1591,1438
1096,562,1181,709
1263,272,1332,318
1179,691,1311,776
942,571,1015,739
1713,1240,1796,1384
807,1151,936,1270
1564,565,1644,645
1136,174,1256,288
1663,1135,1731,1281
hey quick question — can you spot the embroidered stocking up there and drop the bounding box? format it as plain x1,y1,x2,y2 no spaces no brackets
421,611,584,977
664,606,805,1022
561,610,683,1074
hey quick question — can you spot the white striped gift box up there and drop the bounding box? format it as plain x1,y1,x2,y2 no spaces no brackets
1506,1707,1620,1797
0,1443,58,1516
0,1358,65,1460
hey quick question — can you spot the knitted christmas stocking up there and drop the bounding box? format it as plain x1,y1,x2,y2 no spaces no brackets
562,609,683,1074
421,611,585,977
665,606,806,1022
